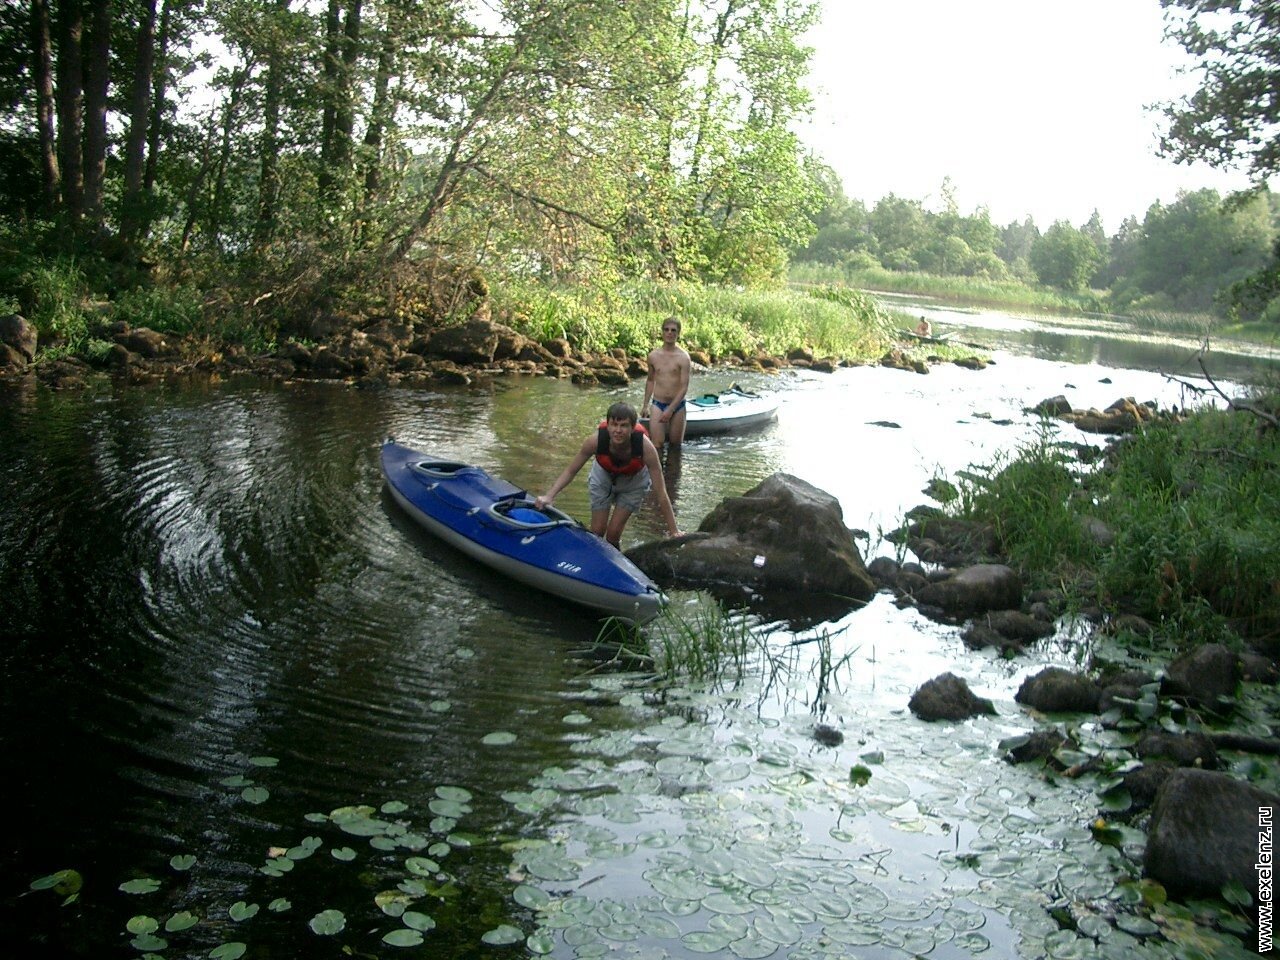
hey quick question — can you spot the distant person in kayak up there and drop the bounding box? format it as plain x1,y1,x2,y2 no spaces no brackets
915,317,932,337
641,317,691,449
535,402,682,547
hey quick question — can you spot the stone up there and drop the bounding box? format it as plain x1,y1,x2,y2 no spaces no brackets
908,673,997,722
1144,769,1280,897
627,473,875,614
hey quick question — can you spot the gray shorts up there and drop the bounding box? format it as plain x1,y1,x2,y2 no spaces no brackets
588,461,651,513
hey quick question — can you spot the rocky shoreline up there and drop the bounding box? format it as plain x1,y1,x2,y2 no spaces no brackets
0,310,993,393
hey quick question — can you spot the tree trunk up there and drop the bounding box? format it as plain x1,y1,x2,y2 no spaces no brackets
254,0,290,248
361,12,397,213
31,0,60,209
122,0,158,244
55,0,85,223
144,0,173,194
320,0,362,206
82,0,112,227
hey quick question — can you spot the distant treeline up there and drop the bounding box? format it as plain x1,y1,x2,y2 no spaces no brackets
793,174,1280,323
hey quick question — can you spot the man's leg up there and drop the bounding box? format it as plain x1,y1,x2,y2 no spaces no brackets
666,405,688,446
590,508,610,539
649,401,669,448
604,507,633,547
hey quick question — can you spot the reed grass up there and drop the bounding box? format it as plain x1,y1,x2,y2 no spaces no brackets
490,278,897,362
946,405,1280,648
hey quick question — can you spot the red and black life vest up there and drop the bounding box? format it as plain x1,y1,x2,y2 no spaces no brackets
596,422,647,476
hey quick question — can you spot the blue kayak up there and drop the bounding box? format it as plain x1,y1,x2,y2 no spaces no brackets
380,441,666,625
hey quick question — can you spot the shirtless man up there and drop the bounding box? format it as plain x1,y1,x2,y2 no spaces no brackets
641,317,691,449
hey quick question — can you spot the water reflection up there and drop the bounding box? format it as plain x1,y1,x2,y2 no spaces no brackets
1,316,1274,956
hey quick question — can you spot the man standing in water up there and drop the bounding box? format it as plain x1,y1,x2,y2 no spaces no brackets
641,317,691,450
535,402,681,548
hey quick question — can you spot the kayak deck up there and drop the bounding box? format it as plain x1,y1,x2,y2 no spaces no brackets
380,442,665,625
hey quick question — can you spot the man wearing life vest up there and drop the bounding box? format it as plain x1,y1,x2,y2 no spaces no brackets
535,402,682,548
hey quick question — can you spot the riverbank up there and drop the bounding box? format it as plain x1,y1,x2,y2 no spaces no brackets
0,279,988,392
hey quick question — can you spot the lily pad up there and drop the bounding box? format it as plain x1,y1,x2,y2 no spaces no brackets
405,857,439,876
169,854,196,872
382,929,424,947
437,785,473,802
309,909,346,935
127,915,159,935
208,944,247,960
248,755,278,767
30,869,83,895
130,933,168,951
228,901,259,922
481,924,524,945
482,731,517,746
331,847,356,861
267,899,291,913
381,800,409,814
119,878,162,895
514,884,552,910
165,911,199,932
402,911,436,931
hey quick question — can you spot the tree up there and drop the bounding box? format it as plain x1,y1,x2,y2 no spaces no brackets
1029,221,1103,292
1158,0,1280,184
1127,188,1273,311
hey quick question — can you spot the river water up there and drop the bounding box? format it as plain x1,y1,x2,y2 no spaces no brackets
2,306,1275,959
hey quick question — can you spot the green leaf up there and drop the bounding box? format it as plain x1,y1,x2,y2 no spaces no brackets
482,731,517,746
129,933,167,951
169,854,196,872
120,878,163,895
208,944,247,959
381,800,409,814
127,915,159,935
481,924,524,945
248,756,278,767
165,911,199,932
241,786,269,805
331,847,357,861
309,909,346,935
268,899,291,913
1222,879,1253,908
228,901,258,922
383,929,424,947
402,911,436,932
30,869,82,896
849,764,872,786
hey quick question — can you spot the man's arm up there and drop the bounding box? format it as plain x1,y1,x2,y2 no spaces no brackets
643,439,681,537
641,354,656,418
535,436,594,508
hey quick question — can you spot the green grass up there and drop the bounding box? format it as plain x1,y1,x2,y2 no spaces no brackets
946,404,1280,651
490,278,897,362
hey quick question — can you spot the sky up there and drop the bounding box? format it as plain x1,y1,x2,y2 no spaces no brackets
798,0,1259,232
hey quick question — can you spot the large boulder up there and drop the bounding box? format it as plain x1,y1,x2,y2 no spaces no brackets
423,318,505,364
909,673,997,722
1145,769,1280,899
914,563,1023,619
0,313,37,363
627,473,875,611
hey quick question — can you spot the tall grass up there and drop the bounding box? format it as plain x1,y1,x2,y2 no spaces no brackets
490,278,896,361
789,262,1104,315
947,405,1280,649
